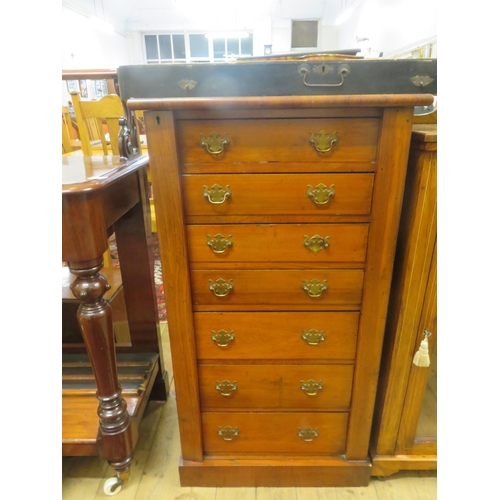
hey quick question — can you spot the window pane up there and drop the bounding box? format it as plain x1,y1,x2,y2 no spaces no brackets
227,38,239,57
158,35,172,60
241,34,253,56
213,39,225,59
172,34,186,60
145,35,158,60
190,34,209,58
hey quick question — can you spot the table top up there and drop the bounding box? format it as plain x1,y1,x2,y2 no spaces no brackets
62,154,149,194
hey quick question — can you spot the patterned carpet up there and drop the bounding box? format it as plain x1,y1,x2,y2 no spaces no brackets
109,233,166,321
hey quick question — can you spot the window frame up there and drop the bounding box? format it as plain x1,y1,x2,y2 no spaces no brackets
143,32,253,64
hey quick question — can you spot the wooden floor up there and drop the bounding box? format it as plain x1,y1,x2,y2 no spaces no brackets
62,323,437,499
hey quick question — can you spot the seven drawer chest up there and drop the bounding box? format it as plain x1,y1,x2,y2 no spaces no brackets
128,92,434,487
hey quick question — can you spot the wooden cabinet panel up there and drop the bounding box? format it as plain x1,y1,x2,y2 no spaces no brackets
190,269,364,310
198,364,354,410
140,91,432,486
370,123,437,477
178,118,380,165
202,412,349,455
194,311,359,361
187,223,369,266
182,174,374,217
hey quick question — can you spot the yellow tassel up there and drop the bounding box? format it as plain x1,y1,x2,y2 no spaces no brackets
413,332,431,367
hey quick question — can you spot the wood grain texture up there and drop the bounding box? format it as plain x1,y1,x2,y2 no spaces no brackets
178,118,379,164
371,124,437,461
62,396,436,497
346,107,415,460
190,269,364,310
144,110,204,461
187,223,369,266
194,311,359,361
371,455,437,477
128,94,434,112
202,412,348,454
182,173,374,217
396,243,437,453
198,364,354,410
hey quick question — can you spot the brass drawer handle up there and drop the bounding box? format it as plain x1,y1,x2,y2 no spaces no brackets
299,63,350,88
200,132,230,155
215,380,238,396
303,234,330,255
207,233,233,254
203,184,232,205
309,130,338,153
211,329,235,347
208,278,234,297
297,427,319,442
301,329,325,346
307,183,335,205
302,279,328,298
218,426,239,441
300,379,323,396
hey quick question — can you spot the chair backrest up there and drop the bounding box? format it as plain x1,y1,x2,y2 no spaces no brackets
70,91,125,156
62,106,72,154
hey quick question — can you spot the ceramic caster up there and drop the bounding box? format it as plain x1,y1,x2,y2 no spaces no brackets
103,476,123,496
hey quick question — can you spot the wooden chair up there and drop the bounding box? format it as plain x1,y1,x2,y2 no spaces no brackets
62,106,81,154
70,91,125,156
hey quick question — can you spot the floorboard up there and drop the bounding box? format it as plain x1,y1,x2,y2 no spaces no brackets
62,322,437,500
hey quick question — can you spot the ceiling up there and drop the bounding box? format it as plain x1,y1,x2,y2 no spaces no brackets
63,0,344,31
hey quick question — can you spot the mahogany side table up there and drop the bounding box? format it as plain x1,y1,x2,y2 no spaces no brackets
62,154,167,494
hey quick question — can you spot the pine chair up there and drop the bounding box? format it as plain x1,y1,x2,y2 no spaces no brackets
69,91,125,156
62,106,80,154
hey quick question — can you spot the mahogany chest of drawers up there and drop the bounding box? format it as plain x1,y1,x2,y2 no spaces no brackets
130,93,434,487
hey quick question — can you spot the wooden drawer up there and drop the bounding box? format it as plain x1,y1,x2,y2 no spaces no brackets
190,269,364,311
187,224,369,267
178,118,380,165
202,412,349,455
182,174,374,217
198,364,354,410
194,312,359,361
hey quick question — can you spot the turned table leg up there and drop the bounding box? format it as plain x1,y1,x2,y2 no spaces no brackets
69,257,137,486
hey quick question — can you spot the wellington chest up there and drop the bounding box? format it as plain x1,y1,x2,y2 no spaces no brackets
129,92,434,487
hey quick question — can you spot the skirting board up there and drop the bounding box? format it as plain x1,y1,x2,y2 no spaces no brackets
179,456,371,487
371,454,437,477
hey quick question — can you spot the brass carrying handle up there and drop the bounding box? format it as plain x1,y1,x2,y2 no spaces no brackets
208,278,234,297
211,329,235,347
297,427,319,442
299,63,350,88
309,130,338,153
201,132,230,155
215,380,238,396
303,234,330,255
207,233,233,254
302,279,328,298
218,426,239,441
203,184,232,205
301,329,325,346
307,184,335,205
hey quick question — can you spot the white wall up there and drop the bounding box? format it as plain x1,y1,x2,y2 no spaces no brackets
336,0,437,56
62,6,131,104
62,6,130,69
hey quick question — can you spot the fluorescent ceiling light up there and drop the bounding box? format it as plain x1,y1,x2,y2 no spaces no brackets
205,32,249,39
335,7,354,26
